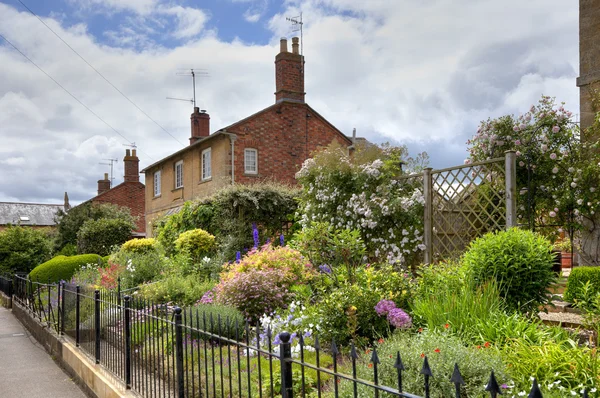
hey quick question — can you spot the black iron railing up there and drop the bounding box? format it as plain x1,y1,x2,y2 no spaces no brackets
10,276,593,398
0,274,13,297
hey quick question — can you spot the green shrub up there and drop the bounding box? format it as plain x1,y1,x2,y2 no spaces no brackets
121,238,157,254
29,254,102,283
174,229,215,261
305,265,413,346
77,218,134,256
56,243,77,257
110,249,166,289
138,275,214,306
339,330,510,398
414,259,466,299
564,266,600,303
0,226,53,274
462,228,556,312
184,304,245,340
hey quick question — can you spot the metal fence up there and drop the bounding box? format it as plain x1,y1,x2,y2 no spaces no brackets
0,274,13,297
8,275,591,398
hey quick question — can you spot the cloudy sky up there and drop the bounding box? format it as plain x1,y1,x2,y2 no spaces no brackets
0,0,579,205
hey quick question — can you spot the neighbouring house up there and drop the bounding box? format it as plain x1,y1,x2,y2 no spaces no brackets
142,36,353,236
78,149,145,235
577,0,600,134
0,201,65,231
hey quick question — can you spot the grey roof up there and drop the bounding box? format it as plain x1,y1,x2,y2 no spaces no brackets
0,202,64,226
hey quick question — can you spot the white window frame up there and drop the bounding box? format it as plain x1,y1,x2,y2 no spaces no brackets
153,170,161,196
244,148,258,174
175,160,184,189
201,148,212,180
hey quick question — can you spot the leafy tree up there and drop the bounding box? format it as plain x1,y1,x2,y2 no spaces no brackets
0,226,53,274
77,218,135,256
55,203,135,250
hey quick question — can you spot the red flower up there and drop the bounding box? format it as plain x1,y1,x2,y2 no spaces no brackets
368,363,373,368
378,338,384,344
476,345,482,349
434,348,441,353
418,328,423,333
484,342,491,348
444,323,450,329
420,353,425,358
389,355,393,359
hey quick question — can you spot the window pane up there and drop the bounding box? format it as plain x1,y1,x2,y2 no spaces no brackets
202,150,211,179
245,149,257,173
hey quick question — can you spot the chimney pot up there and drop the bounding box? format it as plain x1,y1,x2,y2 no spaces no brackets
126,149,131,156
292,37,300,54
132,149,136,157
280,38,288,53
104,173,109,180
123,148,140,183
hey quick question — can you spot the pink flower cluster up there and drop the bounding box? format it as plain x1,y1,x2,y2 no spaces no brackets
374,299,412,329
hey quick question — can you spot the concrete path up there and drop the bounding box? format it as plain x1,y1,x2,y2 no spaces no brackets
0,306,86,398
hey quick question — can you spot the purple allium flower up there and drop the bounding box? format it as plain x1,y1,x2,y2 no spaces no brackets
280,234,285,246
252,223,259,248
200,290,214,304
387,308,412,329
375,299,396,316
318,264,332,274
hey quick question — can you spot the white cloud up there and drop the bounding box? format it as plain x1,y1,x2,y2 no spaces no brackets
0,1,579,204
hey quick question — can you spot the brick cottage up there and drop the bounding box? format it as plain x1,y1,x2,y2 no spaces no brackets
142,36,353,236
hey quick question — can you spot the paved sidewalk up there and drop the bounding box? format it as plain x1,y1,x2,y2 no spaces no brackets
0,306,86,398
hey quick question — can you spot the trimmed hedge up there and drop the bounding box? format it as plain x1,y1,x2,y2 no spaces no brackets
121,238,157,254
77,218,134,256
29,254,103,283
564,266,600,303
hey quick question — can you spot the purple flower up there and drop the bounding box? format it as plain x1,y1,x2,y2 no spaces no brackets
550,153,557,160
375,299,396,316
318,264,332,274
387,308,412,329
200,290,214,304
552,125,560,133
280,234,285,247
252,223,259,248
236,251,241,263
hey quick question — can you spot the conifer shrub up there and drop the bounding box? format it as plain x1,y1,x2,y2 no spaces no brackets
29,254,103,283
174,229,215,262
121,238,157,254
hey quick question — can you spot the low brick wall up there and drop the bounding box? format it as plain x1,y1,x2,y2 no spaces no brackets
0,291,11,308
12,301,135,398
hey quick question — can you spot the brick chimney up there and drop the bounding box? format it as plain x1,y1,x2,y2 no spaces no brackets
190,107,210,145
124,149,140,182
275,37,305,103
97,173,110,195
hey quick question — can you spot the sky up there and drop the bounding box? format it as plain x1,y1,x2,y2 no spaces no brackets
0,0,579,205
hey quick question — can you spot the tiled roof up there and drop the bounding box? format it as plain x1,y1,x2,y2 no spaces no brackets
0,202,64,226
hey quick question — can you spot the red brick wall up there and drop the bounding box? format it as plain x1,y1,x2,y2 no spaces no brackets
228,102,350,185
91,182,146,234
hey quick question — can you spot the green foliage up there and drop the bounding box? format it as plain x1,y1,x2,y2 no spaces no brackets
414,259,466,299
154,182,299,259
339,330,509,398
503,338,600,393
121,238,157,254
295,141,427,267
56,243,77,256
77,218,135,256
138,274,215,306
0,226,53,274
174,228,215,261
462,228,556,312
184,304,245,340
29,254,102,283
564,266,600,303
292,222,365,284
55,202,135,250
110,246,167,289
305,265,413,346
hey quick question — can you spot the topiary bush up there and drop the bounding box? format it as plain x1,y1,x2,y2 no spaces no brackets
462,228,556,312
77,218,134,256
29,254,103,283
121,238,157,254
564,266,600,303
174,229,215,262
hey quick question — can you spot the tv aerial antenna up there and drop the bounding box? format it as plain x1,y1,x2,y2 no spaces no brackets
286,12,304,56
99,158,118,187
167,68,209,108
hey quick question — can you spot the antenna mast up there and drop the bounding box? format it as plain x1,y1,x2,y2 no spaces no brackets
99,158,118,187
169,68,209,108
286,12,304,56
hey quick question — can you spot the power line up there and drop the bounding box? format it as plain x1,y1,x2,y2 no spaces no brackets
0,32,154,161
16,0,186,147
